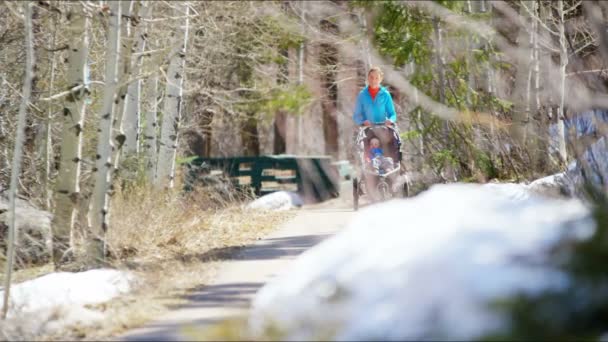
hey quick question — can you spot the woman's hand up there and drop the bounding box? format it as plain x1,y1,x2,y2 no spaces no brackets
363,120,371,127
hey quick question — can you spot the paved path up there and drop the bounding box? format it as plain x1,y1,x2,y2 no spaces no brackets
121,204,355,341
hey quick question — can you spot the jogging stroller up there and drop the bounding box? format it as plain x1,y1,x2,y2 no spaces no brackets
352,125,409,210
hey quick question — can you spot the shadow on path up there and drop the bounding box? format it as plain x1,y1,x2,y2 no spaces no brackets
121,233,332,341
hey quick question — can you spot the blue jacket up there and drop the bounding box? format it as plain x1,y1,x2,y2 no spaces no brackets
353,86,397,125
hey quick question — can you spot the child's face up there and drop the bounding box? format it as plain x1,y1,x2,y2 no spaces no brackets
371,139,380,148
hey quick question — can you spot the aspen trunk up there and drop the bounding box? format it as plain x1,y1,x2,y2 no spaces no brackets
143,60,159,182
123,1,151,155
432,17,455,181
2,2,34,319
556,0,568,163
88,1,121,265
155,3,190,188
51,6,89,267
511,1,535,147
42,17,57,210
297,0,306,151
111,0,135,168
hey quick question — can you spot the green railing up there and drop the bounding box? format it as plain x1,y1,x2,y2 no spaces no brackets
184,154,341,201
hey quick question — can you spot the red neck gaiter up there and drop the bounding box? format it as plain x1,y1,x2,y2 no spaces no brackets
368,86,380,100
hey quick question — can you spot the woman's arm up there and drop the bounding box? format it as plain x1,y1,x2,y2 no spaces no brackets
353,92,365,125
385,92,397,123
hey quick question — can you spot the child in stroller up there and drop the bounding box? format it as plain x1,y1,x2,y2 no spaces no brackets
368,137,394,175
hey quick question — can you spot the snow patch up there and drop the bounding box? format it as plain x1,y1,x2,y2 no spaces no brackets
0,269,134,336
249,183,593,340
246,191,303,211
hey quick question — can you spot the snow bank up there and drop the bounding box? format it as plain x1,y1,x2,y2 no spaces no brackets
484,172,573,200
249,183,594,340
246,191,303,211
0,269,134,336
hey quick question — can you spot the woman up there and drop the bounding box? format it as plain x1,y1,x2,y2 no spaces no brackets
352,65,397,127
353,66,400,162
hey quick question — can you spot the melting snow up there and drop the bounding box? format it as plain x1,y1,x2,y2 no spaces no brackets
249,183,594,340
0,269,134,336
247,191,303,211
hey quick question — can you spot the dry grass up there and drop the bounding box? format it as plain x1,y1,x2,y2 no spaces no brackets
10,181,292,341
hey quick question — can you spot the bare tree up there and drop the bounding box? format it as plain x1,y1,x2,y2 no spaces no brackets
123,1,152,155
143,44,160,182
511,1,535,147
88,1,122,265
555,0,568,163
51,3,90,267
2,1,34,319
155,2,190,188
111,0,135,168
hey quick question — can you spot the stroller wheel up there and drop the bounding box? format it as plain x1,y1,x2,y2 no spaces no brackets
402,180,410,198
377,180,390,201
353,177,359,211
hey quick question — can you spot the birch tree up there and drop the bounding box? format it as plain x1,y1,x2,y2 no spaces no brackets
432,16,456,181
511,1,535,148
110,0,135,168
41,15,58,210
155,2,190,188
2,1,34,319
555,0,568,163
143,48,160,182
51,4,89,267
88,1,121,264
122,1,151,155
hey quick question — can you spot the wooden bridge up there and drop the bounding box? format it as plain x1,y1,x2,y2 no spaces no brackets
184,155,345,202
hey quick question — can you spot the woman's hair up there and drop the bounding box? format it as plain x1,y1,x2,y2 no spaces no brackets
368,65,384,78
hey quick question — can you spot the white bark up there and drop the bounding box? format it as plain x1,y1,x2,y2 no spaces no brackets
511,1,535,147
111,0,134,167
556,0,568,163
143,36,160,182
42,17,58,211
407,61,424,156
88,1,121,264
122,1,151,155
297,0,306,151
532,3,540,117
432,17,454,181
155,3,190,188
2,2,34,319
143,73,159,182
360,10,372,69
51,6,89,266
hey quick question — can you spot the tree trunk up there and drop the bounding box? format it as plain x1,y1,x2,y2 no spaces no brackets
274,48,288,155
297,0,306,152
88,1,122,265
42,16,58,210
155,3,190,188
510,1,535,148
111,0,136,168
52,5,89,267
122,1,151,155
432,17,455,181
359,9,372,69
529,0,545,172
241,112,260,156
143,45,159,182
2,2,34,319
556,0,568,164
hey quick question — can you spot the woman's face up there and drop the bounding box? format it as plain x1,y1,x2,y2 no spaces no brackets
371,139,380,148
368,70,382,88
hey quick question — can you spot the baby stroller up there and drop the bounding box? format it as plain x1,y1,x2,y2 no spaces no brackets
352,125,409,210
